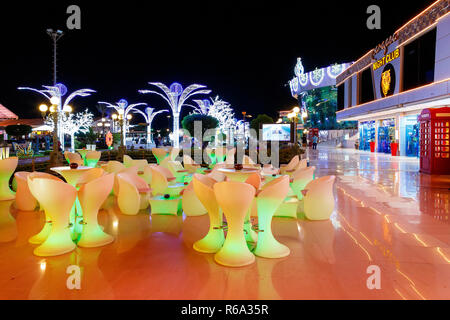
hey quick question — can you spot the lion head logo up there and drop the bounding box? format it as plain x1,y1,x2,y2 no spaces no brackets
381,70,391,97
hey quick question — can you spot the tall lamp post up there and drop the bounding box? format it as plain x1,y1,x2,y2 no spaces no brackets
241,111,252,147
46,29,64,85
288,107,301,145
39,100,72,166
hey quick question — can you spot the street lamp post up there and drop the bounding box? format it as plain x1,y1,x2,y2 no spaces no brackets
39,102,71,167
288,107,301,146
46,29,64,85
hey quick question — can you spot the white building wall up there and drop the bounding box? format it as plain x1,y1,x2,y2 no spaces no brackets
435,13,450,82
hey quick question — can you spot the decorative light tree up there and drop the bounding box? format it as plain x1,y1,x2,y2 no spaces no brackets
129,107,169,147
45,109,94,152
19,83,95,165
98,99,147,147
139,82,211,148
190,96,237,145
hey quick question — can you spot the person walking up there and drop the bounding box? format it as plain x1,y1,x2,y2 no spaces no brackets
312,135,318,150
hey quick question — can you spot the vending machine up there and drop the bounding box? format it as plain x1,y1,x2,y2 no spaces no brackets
419,107,450,175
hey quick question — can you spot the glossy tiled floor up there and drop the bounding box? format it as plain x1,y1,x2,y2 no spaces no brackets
1,147,449,300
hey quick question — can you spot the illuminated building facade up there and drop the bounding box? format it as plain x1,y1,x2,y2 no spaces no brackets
337,0,450,157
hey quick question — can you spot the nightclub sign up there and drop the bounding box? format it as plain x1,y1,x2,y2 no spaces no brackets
372,41,401,99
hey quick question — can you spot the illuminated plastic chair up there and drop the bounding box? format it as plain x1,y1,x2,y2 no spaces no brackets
14,172,38,211
26,173,63,244
253,175,291,258
154,165,178,186
183,155,201,174
167,161,192,183
205,148,217,165
225,148,236,165
160,147,180,168
152,148,169,165
280,155,299,175
303,176,336,221
85,151,101,168
213,181,256,267
64,152,84,166
148,167,183,216
262,164,280,176
215,147,227,164
139,164,157,185
103,161,126,175
0,157,18,201
192,174,224,252
116,172,151,215
181,180,207,217
77,173,115,247
76,168,105,188
206,164,228,182
289,166,316,200
27,177,77,257
123,154,148,170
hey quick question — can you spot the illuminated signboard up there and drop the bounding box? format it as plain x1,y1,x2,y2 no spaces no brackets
372,41,401,99
373,48,400,71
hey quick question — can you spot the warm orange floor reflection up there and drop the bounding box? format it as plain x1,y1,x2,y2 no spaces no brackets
1,147,450,300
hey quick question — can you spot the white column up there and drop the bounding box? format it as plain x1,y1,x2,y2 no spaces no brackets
173,113,180,148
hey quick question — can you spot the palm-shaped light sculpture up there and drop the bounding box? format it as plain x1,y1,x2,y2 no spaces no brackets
98,99,147,147
18,83,96,149
129,107,169,147
139,82,211,148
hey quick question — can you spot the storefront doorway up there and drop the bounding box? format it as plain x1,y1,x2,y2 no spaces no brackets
405,121,420,157
378,119,395,154
359,121,375,151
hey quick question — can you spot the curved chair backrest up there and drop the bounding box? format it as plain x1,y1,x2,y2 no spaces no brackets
0,157,18,173
297,159,308,171
140,164,157,184
285,155,300,171
152,148,168,164
116,173,140,215
192,174,219,215
304,176,336,220
28,171,62,182
207,163,228,182
156,166,174,180
167,161,185,175
169,148,180,161
86,151,101,161
183,155,196,165
27,177,77,217
245,173,261,191
243,155,256,165
123,155,133,168
150,167,169,195
78,173,114,213
257,175,290,212
105,161,126,173
15,172,36,211
78,168,105,186
65,152,83,166
213,181,256,216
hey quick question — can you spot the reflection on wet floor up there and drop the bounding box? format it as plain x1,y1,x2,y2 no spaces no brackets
0,147,449,300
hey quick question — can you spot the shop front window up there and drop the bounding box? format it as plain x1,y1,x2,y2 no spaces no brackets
378,119,395,153
359,121,375,151
406,122,420,157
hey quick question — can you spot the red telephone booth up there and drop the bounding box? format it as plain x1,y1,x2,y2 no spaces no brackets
419,107,450,175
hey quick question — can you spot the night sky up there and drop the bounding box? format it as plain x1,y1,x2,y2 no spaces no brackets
0,0,433,130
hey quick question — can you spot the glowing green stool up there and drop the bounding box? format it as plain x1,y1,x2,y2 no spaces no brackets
192,174,224,253
213,181,256,267
254,176,291,259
